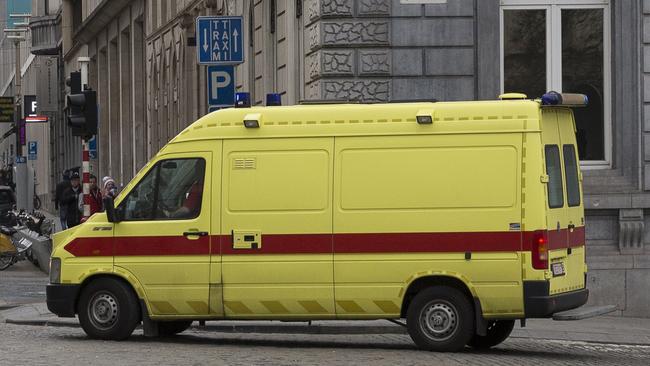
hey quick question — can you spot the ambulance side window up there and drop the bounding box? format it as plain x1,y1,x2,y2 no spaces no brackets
563,145,581,207
121,167,158,221
120,158,205,221
545,145,564,209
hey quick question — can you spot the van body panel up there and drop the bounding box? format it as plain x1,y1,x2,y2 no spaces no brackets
220,138,335,318
333,134,524,317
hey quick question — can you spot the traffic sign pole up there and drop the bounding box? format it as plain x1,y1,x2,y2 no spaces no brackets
14,38,22,157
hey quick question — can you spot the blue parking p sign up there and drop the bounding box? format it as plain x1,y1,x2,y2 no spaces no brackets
197,16,244,64
28,141,37,160
207,65,235,108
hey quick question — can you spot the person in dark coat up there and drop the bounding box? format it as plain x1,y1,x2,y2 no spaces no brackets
54,170,71,230
61,171,82,228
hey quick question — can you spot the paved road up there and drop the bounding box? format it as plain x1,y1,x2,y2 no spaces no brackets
0,260,48,307
1,322,649,366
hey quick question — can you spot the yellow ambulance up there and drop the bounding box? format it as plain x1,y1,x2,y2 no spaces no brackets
47,92,590,352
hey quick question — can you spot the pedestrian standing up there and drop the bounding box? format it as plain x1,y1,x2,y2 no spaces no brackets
78,174,103,217
54,170,71,230
61,171,82,228
102,176,118,199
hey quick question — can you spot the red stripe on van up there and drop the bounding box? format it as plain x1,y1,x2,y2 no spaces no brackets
64,237,114,257
64,236,211,257
220,234,332,255
64,229,585,257
568,226,586,248
333,232,522,253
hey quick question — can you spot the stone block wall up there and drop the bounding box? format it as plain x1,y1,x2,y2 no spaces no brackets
303,0,477,102
585,209,650,317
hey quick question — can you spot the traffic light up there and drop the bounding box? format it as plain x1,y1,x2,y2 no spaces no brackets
67,89,97,138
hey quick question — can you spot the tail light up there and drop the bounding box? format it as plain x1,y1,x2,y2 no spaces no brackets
531,230,549,270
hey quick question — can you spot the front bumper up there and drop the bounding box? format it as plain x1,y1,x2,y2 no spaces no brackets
524,281,589,318
46,284,80,317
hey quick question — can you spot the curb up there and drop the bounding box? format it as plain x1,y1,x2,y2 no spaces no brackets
509,335,650,347
6,318,650,346
5,318,407,335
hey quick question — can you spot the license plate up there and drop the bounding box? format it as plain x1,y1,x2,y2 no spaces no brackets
551,262,565,277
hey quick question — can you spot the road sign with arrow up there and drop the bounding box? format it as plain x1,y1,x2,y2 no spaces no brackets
196,16,244,65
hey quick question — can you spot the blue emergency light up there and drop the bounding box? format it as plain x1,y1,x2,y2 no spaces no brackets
235,92,251,108
266,93,282,106
541,91,589,107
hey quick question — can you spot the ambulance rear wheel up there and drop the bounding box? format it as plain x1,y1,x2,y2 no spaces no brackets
406,286,474,352
158,320,193,336
468,320,515,349
78,278,140,340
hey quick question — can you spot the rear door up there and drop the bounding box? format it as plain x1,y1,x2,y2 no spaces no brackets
541,109,569,252
555,108,586,294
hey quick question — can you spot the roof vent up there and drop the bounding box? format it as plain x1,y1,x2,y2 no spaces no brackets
499,93,528,100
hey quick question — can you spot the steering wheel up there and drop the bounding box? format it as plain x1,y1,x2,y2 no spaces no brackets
156,200,173,218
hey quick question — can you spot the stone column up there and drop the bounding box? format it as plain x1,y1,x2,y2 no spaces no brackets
303,0,391,102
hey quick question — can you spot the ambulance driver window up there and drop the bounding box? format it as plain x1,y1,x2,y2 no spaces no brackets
121,167,158,221
155,158,205,220
545,145,564,209
120,158,205,221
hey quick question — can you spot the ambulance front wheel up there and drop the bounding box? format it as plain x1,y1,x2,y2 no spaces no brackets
406,286,474,352
78,277,140,340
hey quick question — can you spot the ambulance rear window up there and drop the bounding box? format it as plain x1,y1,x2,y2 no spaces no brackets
545,145,564,209
563,145,581,207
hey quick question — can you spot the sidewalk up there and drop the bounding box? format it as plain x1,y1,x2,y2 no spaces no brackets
2,302,650,346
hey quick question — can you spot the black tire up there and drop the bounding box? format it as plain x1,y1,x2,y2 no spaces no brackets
78,277,140,340
158,320,193,336
406,286,474,352
0,255,14,271
468,320,515,349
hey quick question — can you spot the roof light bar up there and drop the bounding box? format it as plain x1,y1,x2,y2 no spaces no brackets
541,91,588,107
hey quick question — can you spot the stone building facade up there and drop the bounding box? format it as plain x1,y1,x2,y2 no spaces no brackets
28,0,649,317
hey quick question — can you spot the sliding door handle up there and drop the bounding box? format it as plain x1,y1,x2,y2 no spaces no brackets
183,231,208,237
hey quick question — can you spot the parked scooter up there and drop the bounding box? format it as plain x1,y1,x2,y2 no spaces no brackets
0,210,52,271
0,225,32,271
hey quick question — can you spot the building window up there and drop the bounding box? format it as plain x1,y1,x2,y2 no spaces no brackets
501,1,611,167
72,0,82,33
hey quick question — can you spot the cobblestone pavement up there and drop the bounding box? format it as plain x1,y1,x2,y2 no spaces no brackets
0,260,48,307
1,322,649,366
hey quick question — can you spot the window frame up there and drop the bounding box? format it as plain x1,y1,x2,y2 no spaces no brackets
500,0,611,168
118,157,206,222
563,144,582,207
545,144,565,209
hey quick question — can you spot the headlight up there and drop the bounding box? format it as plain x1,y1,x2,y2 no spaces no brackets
49,257,61,284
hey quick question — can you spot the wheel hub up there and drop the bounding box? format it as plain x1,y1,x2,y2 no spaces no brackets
89,292,119,330
420,301,458,341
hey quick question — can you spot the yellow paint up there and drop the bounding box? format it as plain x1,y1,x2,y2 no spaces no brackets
50,99,586,323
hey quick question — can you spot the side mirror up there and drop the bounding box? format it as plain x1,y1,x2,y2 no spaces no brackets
103,196,121,223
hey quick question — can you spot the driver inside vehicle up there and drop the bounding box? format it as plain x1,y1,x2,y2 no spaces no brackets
162,178,203,219
120,158,205,221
